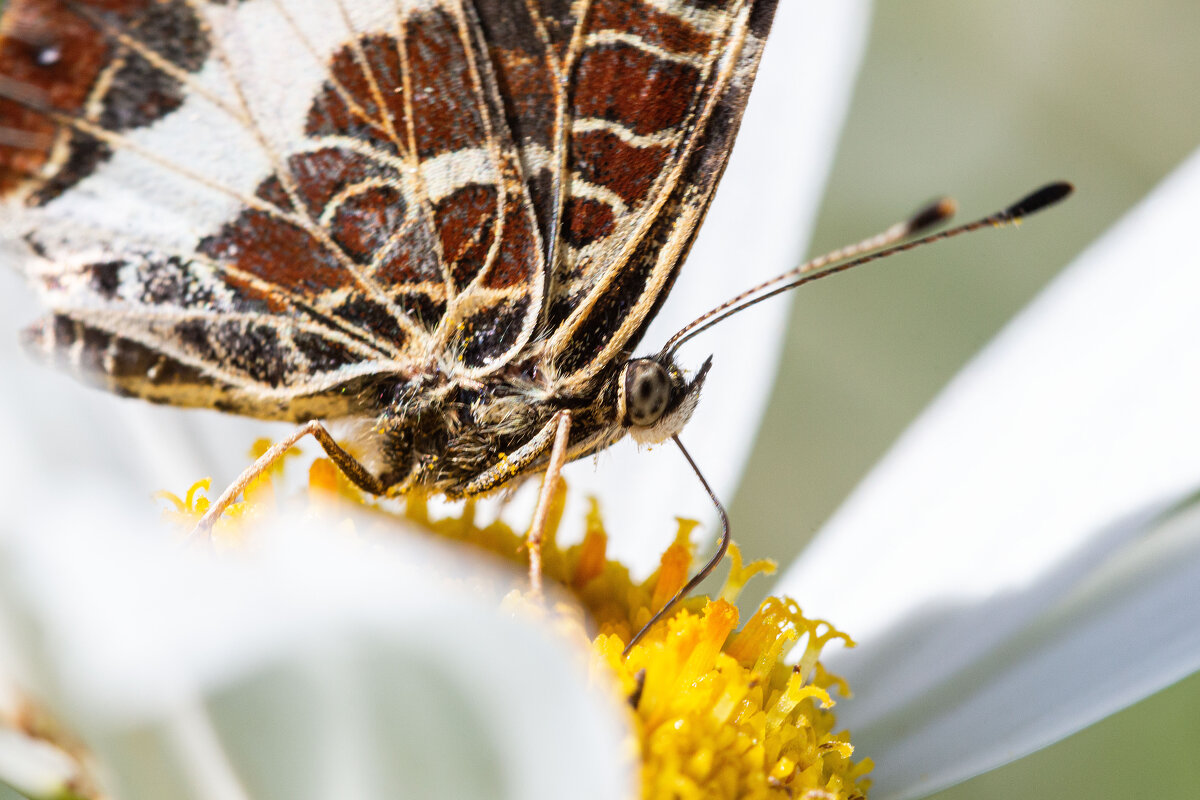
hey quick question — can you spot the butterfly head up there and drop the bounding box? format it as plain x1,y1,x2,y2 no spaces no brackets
617,355,712,445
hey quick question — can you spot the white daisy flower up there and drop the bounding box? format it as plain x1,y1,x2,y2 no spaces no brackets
3,2,1197,800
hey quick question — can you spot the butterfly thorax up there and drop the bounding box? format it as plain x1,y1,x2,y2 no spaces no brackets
363,354,711,498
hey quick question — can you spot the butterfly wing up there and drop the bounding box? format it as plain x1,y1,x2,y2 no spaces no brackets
513,0,780,387
2,0,548,420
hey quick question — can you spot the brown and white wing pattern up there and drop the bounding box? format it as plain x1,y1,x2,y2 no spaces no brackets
1,0,547,421
526,0,778,387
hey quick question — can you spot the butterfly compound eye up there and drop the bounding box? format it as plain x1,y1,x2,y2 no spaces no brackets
620,359,672,428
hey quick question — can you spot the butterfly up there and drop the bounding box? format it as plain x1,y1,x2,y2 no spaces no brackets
0,0,1070,645
0,0,782,627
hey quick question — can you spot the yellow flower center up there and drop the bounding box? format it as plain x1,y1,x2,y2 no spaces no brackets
160,441,873,799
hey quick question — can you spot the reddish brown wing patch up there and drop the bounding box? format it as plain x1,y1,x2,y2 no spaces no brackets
306,33,410,155
572,45,699,136
407,10,488,160
435,183,499,288
0,0,211,202
571,129,672,208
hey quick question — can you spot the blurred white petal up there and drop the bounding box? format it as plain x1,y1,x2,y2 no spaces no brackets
863,492,1200,800
0,728,79,800
0,488,632,800
777,148,1200,797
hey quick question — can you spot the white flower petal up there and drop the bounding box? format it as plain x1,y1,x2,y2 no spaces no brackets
0,489,631,800
862,493,1200,800
776,148,1200,798
0,727,80,800
498,0,873,572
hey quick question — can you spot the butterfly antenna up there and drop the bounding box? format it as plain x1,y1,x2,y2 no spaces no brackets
624,435,730,656
662,181,1074,356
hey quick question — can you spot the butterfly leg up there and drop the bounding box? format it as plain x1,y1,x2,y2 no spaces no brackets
526,410,572,595
190,420,383,537
460,410,572,592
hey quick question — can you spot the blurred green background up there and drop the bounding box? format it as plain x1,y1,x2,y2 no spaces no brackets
732,1,1200,797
